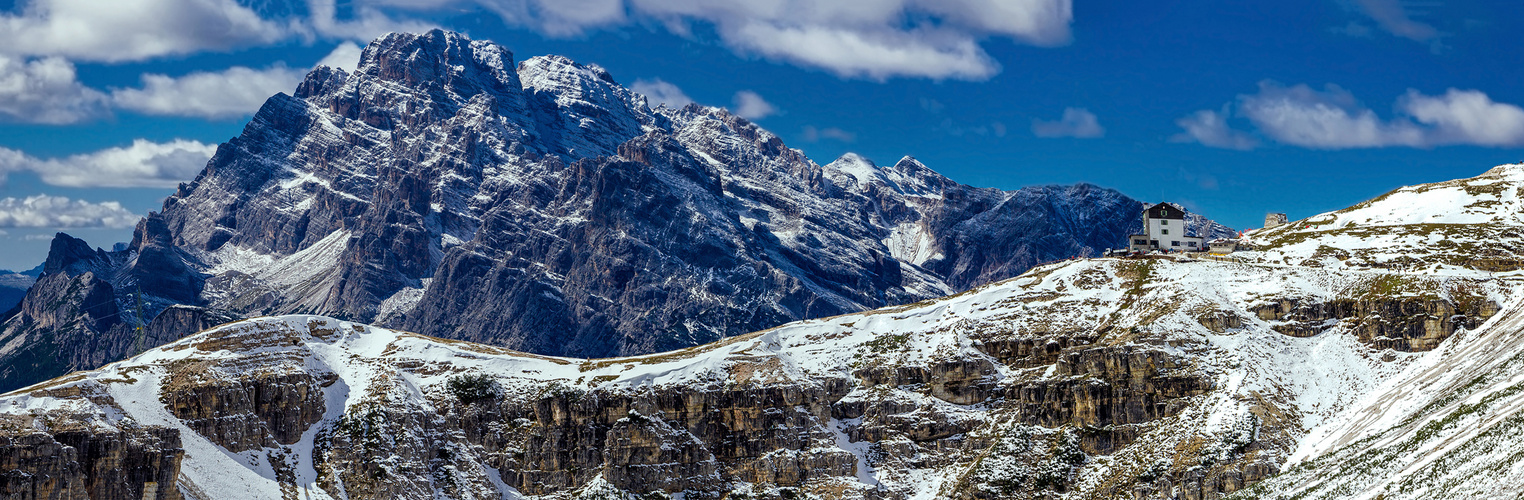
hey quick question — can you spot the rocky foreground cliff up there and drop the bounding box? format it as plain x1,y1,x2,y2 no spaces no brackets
4,165,1523,500
0,29,1235,393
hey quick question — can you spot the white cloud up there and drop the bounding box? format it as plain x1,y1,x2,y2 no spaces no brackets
1238,82,1424,149
0,139,216,188
7,0,1068,80
0,195,140,228
801,125,856,142
304,0,438,41
0,0,287,62
1031,107,1104,138
316,41,364,72
726,23,1000,80
731,90,777,120
111,64,308,119
1175,81,1524,150
476,0,627,37
110,43,360,119
0,31,367,123
1171,108,1259,150
0,0,434,63
0,55,109,124
480,0,1071,80
1399,89,1524,147
630,78,694,108
1352,0,1439,42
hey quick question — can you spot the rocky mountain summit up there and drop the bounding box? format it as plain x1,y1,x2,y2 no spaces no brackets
0,30,1229,393
1,165,1520,499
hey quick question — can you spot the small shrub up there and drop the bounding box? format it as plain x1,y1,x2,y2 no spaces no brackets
448,374,499,404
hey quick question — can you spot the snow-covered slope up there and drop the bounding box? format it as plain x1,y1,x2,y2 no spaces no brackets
3,211,1511,499
1224,164,1524,500
1248,164,1524,271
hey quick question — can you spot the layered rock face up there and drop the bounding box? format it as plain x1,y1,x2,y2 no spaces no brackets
0,384,183,500
0,234,1507,500
0,29,1221,392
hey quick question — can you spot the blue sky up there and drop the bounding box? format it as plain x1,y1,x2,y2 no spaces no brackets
1,0,1523,270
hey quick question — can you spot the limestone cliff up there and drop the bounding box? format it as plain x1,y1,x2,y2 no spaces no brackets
0,240,1508,499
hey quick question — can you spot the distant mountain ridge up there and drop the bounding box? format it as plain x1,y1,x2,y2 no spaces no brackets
0,29,1228,392
0,265,38,313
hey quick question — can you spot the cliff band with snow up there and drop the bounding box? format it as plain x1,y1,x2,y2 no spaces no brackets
3,165,1523,499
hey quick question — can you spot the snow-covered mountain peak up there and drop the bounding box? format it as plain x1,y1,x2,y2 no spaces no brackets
515,54,651,159
516,54,621,92
357,29,518,91
823,152,880,188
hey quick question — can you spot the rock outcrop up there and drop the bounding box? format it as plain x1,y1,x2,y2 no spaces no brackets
0,392,183,500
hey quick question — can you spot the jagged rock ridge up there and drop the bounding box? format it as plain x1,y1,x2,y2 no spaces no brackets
0,29,1227,392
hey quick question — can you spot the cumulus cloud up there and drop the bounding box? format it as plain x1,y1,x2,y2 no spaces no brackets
0,55,109,124
1399,89,1524,147
1031,107,1104,138
479,0,1071,80
1171,109,1259,151
0,0,287,62
801,125,856,143
726,23,999,80
111,64,308,119
1175,81,1524,150
0,39,364,123
0,0,434,63
106,43,358,119
304,0,438,41
0,139,216,188
1235,82,1423,148
731,90,777,120
5,0,1070,80
629,78,694,108
0,195,140,228
316,41,364,72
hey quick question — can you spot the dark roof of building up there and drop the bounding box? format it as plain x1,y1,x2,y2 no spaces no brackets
1144,202,1186,220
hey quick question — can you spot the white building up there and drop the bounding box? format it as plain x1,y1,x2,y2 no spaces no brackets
1127,203,1204,253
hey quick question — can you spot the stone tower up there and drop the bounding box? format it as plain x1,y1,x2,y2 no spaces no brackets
1264,213,1288,229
